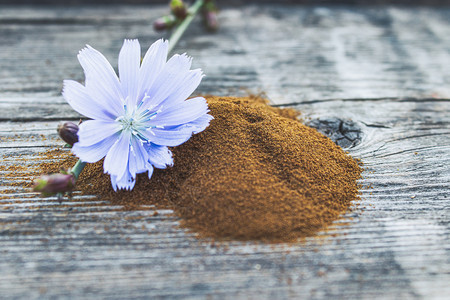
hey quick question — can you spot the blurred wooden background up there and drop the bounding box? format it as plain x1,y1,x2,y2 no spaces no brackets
0,2,449,299
1,0,450,5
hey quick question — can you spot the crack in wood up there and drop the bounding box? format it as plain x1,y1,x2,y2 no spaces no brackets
271,97,450,107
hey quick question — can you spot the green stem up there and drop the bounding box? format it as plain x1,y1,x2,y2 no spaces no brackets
70,159,86,180
168,0,204,54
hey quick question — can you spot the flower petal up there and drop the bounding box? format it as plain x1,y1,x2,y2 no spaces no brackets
148,126,194,147
112,138,155,191
77,119,122,147
138,39,169,103
103,131,131,179
110,169,136,192
141,53,192,110
147,164,154,179
129,138,150,175
160,69,204,109
78,45,124,115
185,113,214,134
63,80,117,120
150,97,209,127
145,144,173,169
118,39,141,106
72,133,120,163
147,113,213,147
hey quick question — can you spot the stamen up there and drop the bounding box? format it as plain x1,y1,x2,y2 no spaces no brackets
115,101,162,142
140,111,158,123
135,132,149,141
138,94,151,109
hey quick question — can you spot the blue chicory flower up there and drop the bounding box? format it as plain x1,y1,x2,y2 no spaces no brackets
63,39,213,191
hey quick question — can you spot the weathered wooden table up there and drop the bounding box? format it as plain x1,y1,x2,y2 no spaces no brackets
1,3,449,299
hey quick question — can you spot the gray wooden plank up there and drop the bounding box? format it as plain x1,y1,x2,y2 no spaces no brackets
231,6,450,104
1,5,449,105
0,4,449,300
2,98,448,299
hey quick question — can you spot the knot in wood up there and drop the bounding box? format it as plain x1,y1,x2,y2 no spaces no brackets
307,117,362,148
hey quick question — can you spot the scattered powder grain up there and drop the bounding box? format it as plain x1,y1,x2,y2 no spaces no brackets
73,96,362,242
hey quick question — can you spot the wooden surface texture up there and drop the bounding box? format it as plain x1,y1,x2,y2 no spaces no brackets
0,4,449,299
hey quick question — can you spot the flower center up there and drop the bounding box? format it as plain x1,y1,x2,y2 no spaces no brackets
120,116,136,131
116,103,160,142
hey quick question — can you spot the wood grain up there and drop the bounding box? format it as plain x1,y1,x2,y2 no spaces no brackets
0,4,449,299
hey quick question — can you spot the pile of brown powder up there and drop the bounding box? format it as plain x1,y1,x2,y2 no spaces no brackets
74,96,362,242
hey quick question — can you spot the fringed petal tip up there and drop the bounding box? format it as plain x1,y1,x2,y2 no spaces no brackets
77,44,95,57
110,173,136,192
109,164,155,191
152,38,169,46
123,38,139,43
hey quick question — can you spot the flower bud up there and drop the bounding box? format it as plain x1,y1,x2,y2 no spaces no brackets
202,0,219,32
153,15,177,32
57,122,79,146
204,10,219,32
33,173,75,197
170,0,187,20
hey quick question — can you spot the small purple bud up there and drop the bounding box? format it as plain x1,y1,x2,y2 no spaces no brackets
33,173,76,197
204,11,219,32
57,122,79,146
153,15,177,32
170,0,187,20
